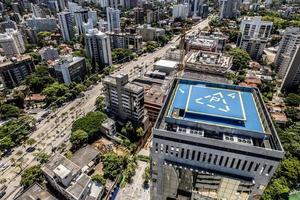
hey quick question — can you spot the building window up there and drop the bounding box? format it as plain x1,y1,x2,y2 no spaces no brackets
197,152,201,161
242,161,248,171
181,148,185,158
260,164,267,175
208,154,212,163
219,156,224,166
248,161,254,172
267,165,273,175
236,159,241,169
160,144,164,153
155,143,158,152
224,157,229,167
165,145,169,154
202,153,207,162
213,155,218,165
230,158,236,168
254,163,260,172
186,149,190,159
191,150,195,160
176,147,179,157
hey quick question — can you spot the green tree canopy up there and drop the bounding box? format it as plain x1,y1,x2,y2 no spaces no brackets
284,93,300,106
91,174,106,185
0,103,20,120
102,152,126,180
227,48,251,71
72,111,107,138
20,165,44,188
70,129,88,149
95,96,105,112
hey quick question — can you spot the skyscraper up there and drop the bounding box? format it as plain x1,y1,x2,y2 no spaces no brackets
172,4,189,19
239,16,273,60
274,27,300,79
151,78,284,200
74,9,89,34
85,29,112,66
106,7,121,32
219,0,240,19
58,10,75,42
280,45,300,90
0,29,25,58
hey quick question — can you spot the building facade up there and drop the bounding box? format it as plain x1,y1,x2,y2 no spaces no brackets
0,56,35,88
172,4,189,19
239,16,272,60
0,29,25,58
85,29,112,66
106,7,121,32
26,16,57,32
274,27,300,79
280,45,300,90
219,0,240,19
53,56,87,84
103,73,145,125
151,79,284,200
137,24,165,41
58,10,75,42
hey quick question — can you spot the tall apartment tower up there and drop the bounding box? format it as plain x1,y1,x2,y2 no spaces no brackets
85,29,112,66
74,9,89,35
0,29,25,58
239,16,272,60
219,0,240,19
58,10,75,42
274,27,300,79
106,7,121,32
151,79,284,200
281,45,300,90
134,7,144,25
103,74,145,125
172,4,189,19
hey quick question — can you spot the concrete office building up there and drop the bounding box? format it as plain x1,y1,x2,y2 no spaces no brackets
134,7,145,25
0,56,35,88
85,29,112,66
274,27,300,79
151,78,284,200
58,10,75,42
103,73,146,125
239,16,273,60
137,24,165,41
52,56,87,84
172,4,189,19
0,29,25,58
107,32,142,50
74,9,89,35
0,20,18,32
219,0,240,19
31,3,46,18
106,7,121,32
26,16,57,32
185,50,233,76
280,46,300,90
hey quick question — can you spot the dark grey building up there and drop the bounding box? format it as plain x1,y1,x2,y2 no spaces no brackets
0,55,35,88
151,78,284,200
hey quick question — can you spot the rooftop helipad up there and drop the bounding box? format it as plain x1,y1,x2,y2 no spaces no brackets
167,80,265,135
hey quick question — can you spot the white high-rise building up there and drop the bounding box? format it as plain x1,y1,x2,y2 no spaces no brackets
88,10,98,26
106,7,121,32
58,10,75,42
0,29,25,58
85,29,112,66
172,4,189,19
275,27,300,79
26,16,57,32
67,1,82,14
239,16,273,60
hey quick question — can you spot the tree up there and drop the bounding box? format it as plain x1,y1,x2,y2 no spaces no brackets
72,111,107,138
26,138,36,146
285,107,299,122
143,165,150,185
284,93,300,106
91,174,106,185
227,48,251,71
112,48,134,62
0,103,20,120
70,130,88,149
42,82,68,104
136,127,144,137
0,137,14,150
102,152,126,180
145,41,159,53
95,96,105,112
20,165,44,188
34,152,50,164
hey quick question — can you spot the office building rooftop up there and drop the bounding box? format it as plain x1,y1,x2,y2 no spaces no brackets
156,79,283,151
167,80,264,134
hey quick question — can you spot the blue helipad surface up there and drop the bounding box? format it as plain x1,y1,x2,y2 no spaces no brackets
168,82,265,134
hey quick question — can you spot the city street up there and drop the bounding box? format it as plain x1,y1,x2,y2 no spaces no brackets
0,18,209,200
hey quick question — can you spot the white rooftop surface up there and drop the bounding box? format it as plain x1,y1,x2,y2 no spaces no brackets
89,182,104,198
53,164,71,179
154,59,178,69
